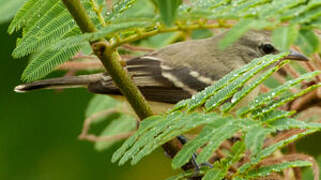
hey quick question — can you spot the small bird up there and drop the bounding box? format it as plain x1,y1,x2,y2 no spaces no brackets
15,30,308,106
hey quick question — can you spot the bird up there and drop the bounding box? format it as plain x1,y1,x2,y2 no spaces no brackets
14,30,308,108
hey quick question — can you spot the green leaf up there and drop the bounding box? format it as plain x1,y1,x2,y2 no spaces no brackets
205,53,288,111
21,40,84,82
218,19,255,49
154,0,182,26
238,71,321,117
7,0,41,33
295,29,320,55
271,118,321,131
12,3,75,58
175,53,286,112
131,113,220,166
272,25,298,51
248,160,312,178
112,115,164,163
166,167,209,180
191,29,213,40
226,141,246,166
238,129,319,174
202,167,226,180
196,121,240,164
172,117,230,169
107,0,137,22
52,21,150,50
84,95,137,151
140,32,181,49
221,60,289,113
21,21,149,81
253,83,321,119
245,125,269,156
86,95,120,123
218,19,270,49
95,114,136,151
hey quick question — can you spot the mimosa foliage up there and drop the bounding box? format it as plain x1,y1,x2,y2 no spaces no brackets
5,0,320,81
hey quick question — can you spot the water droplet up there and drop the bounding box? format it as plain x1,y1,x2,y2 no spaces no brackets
231,97,237,103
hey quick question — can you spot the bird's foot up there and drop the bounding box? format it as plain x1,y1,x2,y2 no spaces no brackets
177,135,213,173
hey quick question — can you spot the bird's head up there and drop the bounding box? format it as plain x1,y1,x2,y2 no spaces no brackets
234,30,308,62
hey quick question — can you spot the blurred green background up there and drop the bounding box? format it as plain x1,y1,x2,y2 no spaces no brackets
0,22,177,180
1,20,321,179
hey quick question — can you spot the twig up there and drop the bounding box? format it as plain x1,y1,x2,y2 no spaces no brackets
78,108,136,142
62,0,153,119
62,0,191,172
284,64,300,79
264,129,305,148
312,53,321,70
122,44,154,52
79,109,119,138
58,60,104,71
260,154,319,180
290,90,320,112
260,84,271,93
302,61,321,82
110,22,232,48
288,143,301,180
89,0,106,26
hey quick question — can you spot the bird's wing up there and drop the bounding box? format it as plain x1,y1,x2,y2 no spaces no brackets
88,56,212,103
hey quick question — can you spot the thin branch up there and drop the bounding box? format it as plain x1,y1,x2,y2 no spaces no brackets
121,44,154,52
312,53,321,70
283,64,301,79
111,22,233,48
78,108,135,142
62,0,153,120
263,129,305,148
260,154,319,180
302,61,321,82
89,0,106,27
290,89,320,112
79,109,119,138
57,60,104,71
61,0,188,171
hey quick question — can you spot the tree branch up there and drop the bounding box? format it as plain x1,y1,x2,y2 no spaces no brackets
61,0,186,169
62,0,153,119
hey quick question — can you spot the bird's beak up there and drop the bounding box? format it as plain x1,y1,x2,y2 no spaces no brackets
284,50,309,61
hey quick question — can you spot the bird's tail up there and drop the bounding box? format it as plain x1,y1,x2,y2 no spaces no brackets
14,73,104,93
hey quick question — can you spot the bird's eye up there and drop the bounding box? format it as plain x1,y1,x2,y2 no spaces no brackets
260,43,276,54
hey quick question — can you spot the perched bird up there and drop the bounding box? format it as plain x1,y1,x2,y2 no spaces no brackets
15,30,308,107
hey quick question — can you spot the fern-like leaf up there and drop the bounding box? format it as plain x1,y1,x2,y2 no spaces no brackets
112,53,321,179
22,41,84,82
7,0,41,33
247,160,312,178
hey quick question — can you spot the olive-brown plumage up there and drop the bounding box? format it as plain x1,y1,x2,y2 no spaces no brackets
15,30,308,104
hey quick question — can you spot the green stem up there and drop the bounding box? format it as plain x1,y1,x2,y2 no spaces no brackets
62,0,153,119
89,0,106,27
62,0,97,33
61,0,195,171
111,23,232,48
93,42,154,119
